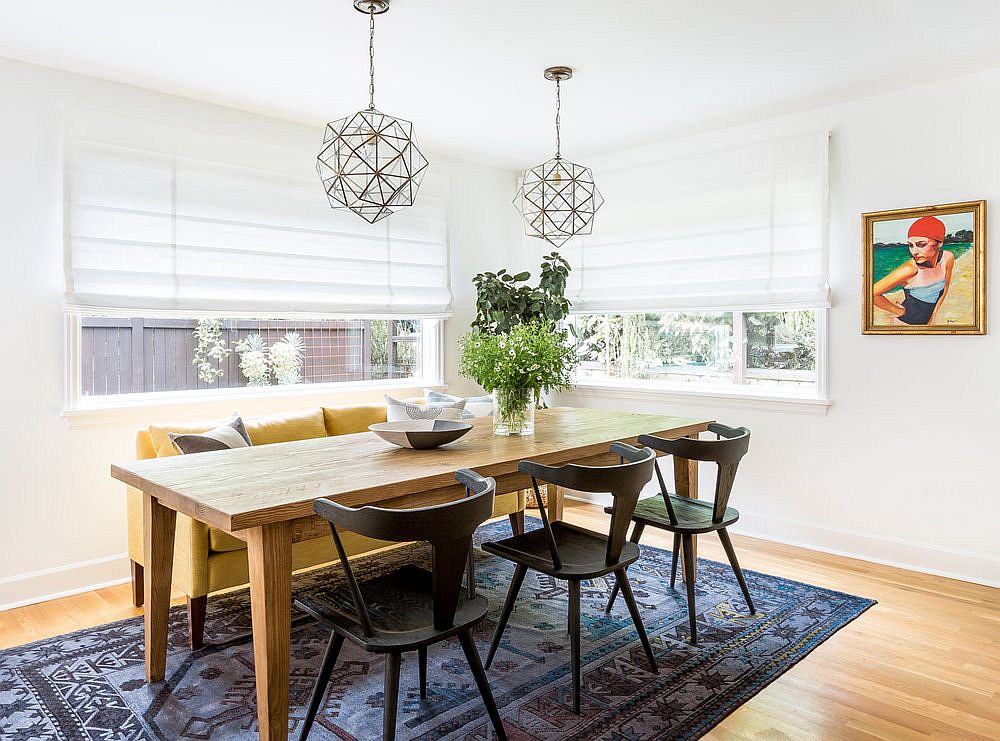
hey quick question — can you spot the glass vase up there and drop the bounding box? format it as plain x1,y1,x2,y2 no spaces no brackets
492,387,536,436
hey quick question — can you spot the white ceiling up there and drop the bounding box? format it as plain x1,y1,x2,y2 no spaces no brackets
2,1,1000,169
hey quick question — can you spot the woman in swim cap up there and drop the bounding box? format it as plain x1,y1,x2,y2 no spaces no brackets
872,215,955,325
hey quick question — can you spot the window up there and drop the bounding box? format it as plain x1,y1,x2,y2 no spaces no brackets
559,131,829,401
62,107,450,408
74,315,434,399
569,309,820,394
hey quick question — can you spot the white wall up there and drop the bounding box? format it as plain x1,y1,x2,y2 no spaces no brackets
0,57,520,609
1,55,997,610
557,67,1000,586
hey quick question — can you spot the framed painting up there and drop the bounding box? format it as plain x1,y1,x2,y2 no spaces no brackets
863,200,986,335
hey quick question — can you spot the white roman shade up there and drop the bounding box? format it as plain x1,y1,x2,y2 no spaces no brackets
63,107,451,317
563,131,829,313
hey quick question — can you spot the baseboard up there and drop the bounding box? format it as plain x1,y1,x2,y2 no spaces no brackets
564,493,999,588
0,553,132,612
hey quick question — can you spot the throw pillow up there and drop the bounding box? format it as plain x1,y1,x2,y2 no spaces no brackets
384,395,466,422
424,389,493,419
170,416,252,455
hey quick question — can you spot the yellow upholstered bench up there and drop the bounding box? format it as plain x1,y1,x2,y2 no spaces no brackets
125,403,526,648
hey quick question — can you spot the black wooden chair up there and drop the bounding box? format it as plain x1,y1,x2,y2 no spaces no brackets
294,469,507,741
482,443,658,714
604,423,753,645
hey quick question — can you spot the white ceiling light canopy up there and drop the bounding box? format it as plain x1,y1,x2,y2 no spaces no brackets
316,0,428,224
515,66,603,248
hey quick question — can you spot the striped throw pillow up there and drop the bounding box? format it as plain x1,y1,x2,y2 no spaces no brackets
169,416,252,455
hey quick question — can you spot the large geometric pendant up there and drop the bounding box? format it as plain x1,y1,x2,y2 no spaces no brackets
317,108,429,224
514,156,604,247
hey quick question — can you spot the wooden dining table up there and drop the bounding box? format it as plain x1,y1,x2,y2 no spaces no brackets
111,406,711,740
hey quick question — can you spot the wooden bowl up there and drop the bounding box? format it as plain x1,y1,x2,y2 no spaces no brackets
368,420,473,449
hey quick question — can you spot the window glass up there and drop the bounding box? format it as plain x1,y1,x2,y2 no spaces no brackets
78,316,425,397
572,310,819,392
573,312,735,385
744,311,817,389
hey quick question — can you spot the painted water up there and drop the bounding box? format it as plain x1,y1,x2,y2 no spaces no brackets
873,242,971,283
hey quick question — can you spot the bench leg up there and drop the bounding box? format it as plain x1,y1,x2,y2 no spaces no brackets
130,560,144,607
187,595,207,650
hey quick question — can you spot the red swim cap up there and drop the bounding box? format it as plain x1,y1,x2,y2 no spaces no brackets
907,216,946,242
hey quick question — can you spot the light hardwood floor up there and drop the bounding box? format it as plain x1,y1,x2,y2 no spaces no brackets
1,501,997,740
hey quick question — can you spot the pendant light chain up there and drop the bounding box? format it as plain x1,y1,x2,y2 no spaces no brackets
554,78,562,159
368,6,376,110
317,0,429,223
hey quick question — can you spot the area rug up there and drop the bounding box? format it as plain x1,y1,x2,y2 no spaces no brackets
0,518,874,740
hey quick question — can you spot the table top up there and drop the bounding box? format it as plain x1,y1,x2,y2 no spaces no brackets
112,407,711,532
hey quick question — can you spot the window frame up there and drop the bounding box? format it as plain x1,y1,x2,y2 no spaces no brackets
567,308,829,405
63,314,445,416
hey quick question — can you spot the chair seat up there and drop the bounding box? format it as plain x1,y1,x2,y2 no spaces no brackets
482,521,639,579
294,564,489,652
619,495,740,534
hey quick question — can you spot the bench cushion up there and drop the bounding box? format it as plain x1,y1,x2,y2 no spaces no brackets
322,404,388,437
148,407,327,458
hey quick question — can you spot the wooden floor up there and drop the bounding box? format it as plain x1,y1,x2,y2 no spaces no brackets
1,500,997,740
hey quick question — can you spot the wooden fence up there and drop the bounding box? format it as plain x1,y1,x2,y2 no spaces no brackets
80,318,419,397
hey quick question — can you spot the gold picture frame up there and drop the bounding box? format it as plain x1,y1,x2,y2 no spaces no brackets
862,200,986,335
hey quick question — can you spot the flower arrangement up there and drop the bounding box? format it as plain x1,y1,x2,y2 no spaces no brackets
270,332,304,385
460,321,577,435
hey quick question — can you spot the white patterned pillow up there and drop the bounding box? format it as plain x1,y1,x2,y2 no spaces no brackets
384,395,466,422
424,389,493,419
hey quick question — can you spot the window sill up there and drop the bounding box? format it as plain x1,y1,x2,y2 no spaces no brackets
561,380,831,416
62,378,445,428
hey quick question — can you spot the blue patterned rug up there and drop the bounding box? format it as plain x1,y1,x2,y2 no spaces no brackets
0,518,874,740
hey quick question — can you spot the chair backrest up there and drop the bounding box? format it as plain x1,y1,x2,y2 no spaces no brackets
637,422,750,523
518,443,656,567
313,468,496,633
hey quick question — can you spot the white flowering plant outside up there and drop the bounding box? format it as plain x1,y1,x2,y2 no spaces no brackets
270,332,304,386
192,319,231,383
234,334,271,386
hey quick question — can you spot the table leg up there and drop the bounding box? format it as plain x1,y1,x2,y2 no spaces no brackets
247,522,292,741
143,492,176,683
549,485,565,522
673,437,700,582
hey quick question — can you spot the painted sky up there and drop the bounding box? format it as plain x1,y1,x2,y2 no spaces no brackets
873,211,974,244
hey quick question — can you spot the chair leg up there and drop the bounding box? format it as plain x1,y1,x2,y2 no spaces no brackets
418,646,428,699
718,528,755,613
508,510,525,536
614,569,658,674
466,547,476,600
568,579,581,714
458,629,508,740
130,560,144,607
669,533,681,589
604,521,645,613
299,631,344,741
681,534,698,644
382,652,401,741
186,595,207,650
485,564,527,669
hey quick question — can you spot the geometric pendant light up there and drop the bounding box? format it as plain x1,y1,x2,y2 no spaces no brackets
317,0,428,224
514,66,603,248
